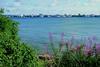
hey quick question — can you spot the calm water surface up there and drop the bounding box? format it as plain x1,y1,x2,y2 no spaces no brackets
12,17,100,49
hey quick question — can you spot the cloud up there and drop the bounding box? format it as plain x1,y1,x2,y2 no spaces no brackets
91,0,100,2
2,0,100,15
14,2,21,7
52,0,58,7
13,0,22,7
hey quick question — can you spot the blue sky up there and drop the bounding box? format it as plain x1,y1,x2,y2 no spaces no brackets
0,0,100,15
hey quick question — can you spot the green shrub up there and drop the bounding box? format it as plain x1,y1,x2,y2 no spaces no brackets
0,9,38,67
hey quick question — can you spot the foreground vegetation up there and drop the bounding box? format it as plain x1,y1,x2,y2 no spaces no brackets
0,9,38,67
0,9,100,67
48,42,100,67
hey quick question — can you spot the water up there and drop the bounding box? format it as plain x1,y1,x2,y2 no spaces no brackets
12,17,100,49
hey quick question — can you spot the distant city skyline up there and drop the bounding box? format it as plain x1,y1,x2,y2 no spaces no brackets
0,0,100,15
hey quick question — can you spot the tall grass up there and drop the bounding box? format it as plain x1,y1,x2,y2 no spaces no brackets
47,32,100,67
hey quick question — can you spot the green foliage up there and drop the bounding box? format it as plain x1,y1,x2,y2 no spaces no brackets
57,50,100,67
50,44,100,67
0,14,19,41
0,9,38,67
0,39,38,67
0,8,100,67
0,8,4,14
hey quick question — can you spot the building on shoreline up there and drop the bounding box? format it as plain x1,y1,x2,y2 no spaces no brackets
5,14,100,18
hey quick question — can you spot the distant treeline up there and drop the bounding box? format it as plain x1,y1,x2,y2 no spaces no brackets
5,14,100,18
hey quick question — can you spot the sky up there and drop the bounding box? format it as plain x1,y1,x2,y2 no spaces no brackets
0,0,100,15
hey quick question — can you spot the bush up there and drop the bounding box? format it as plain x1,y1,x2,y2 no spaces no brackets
0,9,38,67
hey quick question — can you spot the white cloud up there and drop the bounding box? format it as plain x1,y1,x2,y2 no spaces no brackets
91,0,100,2
2,0,100,15
13,0,22,7
14,2,21,7
52,0,58,7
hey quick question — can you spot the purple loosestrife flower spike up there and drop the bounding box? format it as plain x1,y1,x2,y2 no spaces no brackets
61,32,65,44
92,36,97,41
83,45,93,56
92,36,97,45
95,44,100,55
88,37,93,46
76,45,82,51
71,32,76,45
59,32,65,51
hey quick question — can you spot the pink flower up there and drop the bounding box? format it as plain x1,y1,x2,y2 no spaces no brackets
95,44,100,55
72,45,84,52
76,45,82,50
83,46,93,56
92,36,97,41
59,32,65,51
88,37,93,46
